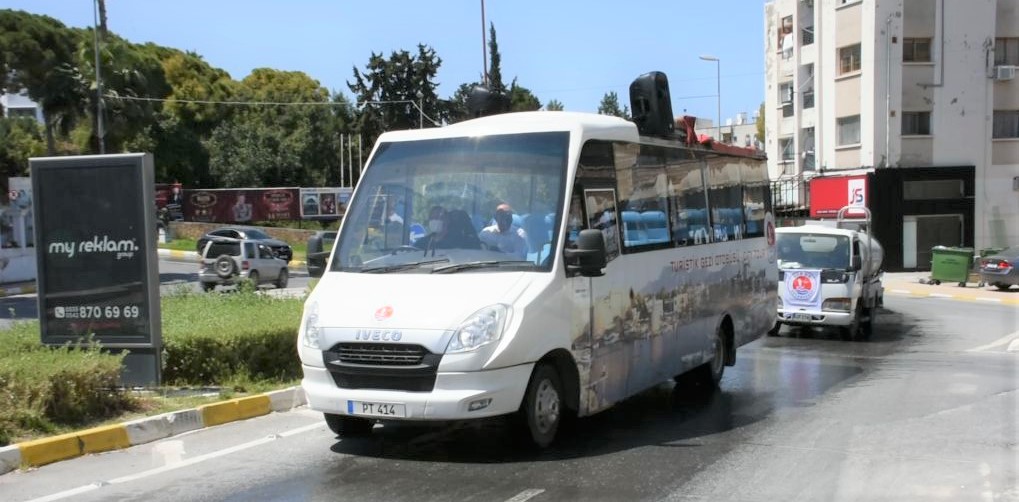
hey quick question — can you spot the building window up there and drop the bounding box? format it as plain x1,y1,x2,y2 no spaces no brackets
904,180,963,200
903,38,932,62
802,26,814,46
838,44,862,75
902,111,931,135
780,137,794,161
992,111,1019,139
779,16,794,59
994,38,1019,66
837,115,861,145
802,90,814,109
802,127,816,171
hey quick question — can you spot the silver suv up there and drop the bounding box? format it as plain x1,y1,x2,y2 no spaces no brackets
198,238,289,292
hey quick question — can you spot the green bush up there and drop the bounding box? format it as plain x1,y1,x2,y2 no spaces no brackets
0,288,305,445
160,289,303,384
0,330,135,445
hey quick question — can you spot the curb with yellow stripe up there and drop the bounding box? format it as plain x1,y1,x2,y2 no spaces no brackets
0,386,306,474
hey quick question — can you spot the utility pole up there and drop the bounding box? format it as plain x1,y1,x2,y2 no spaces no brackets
92,0,105,154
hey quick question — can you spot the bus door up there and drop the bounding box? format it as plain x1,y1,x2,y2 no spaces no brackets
567,184,626,414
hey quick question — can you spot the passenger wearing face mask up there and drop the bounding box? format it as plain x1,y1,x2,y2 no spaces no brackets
478,203,528,259
413,206,447,250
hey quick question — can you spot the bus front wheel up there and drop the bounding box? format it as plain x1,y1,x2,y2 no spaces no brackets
520,363,563,448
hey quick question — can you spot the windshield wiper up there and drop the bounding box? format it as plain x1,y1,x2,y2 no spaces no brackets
431,260,534,274
361,257,449,273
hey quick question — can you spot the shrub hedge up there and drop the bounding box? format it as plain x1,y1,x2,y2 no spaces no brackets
0,288,304,445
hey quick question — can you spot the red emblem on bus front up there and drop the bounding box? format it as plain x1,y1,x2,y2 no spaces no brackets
374,306,393,321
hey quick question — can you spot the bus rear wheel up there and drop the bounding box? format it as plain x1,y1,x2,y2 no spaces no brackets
520,363,563,449
675,323,727,389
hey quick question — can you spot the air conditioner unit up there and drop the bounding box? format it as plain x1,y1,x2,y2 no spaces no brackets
994,65,1016,81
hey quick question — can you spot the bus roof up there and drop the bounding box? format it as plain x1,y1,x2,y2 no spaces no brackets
375,110,766,160
376,111,640,145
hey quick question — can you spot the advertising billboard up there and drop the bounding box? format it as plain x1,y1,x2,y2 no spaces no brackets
300,187,352,219
30,154,162,385
183,188,299,223
809,175,869,218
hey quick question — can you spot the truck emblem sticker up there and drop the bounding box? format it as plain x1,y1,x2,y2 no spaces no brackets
374,305,393,321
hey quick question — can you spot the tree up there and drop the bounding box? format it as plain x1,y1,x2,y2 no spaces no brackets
0,117,45,181
0,10,86,154
545,99,564,111
348,44,442,146
487,23,503,94
598,91,629,119
509,78,541,112
207,68,334,187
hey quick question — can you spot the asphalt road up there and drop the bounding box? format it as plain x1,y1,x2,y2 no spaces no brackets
2,293,1016,501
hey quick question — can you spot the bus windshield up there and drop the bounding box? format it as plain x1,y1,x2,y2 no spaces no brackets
777,233,851,270
332,132,568,273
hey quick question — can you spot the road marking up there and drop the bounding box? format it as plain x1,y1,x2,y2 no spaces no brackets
505,489,546,502
890,289,912,294
929,293,954,298
974,297,1002,303
27,422,323,502
967,331,1019,353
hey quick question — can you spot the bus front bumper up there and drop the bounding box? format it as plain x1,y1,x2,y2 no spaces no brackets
301,363,534,421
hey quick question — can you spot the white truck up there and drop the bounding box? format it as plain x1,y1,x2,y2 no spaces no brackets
771,206,884,341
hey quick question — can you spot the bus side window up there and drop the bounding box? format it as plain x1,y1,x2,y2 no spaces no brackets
566,194,584,248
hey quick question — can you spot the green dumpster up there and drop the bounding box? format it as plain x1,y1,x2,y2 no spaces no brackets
929,246,974,286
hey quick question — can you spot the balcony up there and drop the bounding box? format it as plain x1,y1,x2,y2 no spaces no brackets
802,90,815,109
802,27,814,46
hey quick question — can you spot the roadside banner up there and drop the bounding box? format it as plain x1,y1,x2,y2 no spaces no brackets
300,187,352,219
782,269,822,309
183,188,299,223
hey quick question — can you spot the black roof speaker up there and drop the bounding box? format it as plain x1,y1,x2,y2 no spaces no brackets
467,85,511,118
629,71,675,137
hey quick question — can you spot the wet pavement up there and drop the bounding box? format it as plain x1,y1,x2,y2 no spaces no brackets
2,292,1016,501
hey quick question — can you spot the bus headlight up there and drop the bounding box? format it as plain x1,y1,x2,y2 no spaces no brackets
822,298,852,312
446,304,509,354
302,301,322,349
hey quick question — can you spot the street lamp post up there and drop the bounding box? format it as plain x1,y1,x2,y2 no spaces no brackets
699,55,721,140
92,0,105,154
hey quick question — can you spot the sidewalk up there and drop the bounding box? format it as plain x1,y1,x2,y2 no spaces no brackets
0,386,307,475
882,271,1019,306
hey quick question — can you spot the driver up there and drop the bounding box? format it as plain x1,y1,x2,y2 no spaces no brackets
478,203,528,259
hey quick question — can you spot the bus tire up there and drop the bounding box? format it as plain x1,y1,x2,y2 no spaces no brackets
767,322,781,336
702,323,727,386
324,413,373,437
520,363,563,449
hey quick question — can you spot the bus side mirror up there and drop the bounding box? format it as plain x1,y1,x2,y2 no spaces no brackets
564,229,607,277
851,255,862,271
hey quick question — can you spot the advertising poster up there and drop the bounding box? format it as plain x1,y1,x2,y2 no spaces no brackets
183,188,299,223
300,187,352,219
809,175,869,218
30,154,162,384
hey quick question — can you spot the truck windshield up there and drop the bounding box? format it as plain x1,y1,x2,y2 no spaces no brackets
777,233,851,270
332,132,568,273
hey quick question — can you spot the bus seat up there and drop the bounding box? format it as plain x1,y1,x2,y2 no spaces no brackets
641,211,669,243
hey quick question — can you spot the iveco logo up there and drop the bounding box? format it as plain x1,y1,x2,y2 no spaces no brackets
374,305,393,321
355,329,403,342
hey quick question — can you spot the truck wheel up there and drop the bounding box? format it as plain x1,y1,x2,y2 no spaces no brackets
768,322,781,336
324,413,374,437
861,307,874,336
840,304,865,341
519,363,563,448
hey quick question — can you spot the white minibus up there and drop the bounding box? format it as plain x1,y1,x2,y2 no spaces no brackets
299,104,777,447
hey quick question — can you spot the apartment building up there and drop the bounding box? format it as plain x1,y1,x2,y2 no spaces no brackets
764,0,1019,270
0,90,44,123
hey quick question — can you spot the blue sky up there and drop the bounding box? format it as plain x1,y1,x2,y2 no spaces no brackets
5,1,765,123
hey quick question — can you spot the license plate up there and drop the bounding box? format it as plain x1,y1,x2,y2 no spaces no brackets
347,400,406,418
790,313,812,321
985,263,998,269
